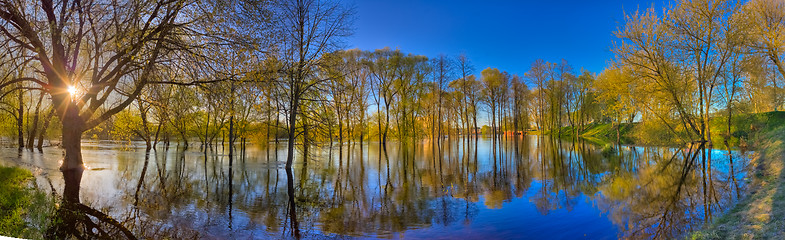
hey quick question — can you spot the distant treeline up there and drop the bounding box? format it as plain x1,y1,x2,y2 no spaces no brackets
0,0,783,153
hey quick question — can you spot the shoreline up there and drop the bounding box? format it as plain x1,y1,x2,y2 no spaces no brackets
540,112,785,239
690,124,785,239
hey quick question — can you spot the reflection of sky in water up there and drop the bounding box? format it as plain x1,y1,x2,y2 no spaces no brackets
0,137,750,239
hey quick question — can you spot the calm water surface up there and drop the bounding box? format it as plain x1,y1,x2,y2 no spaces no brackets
1,136,750,239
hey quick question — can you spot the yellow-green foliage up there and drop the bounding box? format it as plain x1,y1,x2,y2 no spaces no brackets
111,109,143,144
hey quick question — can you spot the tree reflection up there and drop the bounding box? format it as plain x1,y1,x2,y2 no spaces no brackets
42,136,749,239
590,143,743,239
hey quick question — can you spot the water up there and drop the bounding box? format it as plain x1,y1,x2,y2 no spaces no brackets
0,136,749,239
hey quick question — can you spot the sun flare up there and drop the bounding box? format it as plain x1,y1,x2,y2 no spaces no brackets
68,86,77,97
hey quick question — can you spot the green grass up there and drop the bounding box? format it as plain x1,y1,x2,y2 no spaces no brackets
0,166,55,239
545,111,785,148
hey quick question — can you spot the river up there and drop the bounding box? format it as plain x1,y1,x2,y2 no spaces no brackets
0,135,749,239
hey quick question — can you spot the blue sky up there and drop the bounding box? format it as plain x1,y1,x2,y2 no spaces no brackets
345,0,661,76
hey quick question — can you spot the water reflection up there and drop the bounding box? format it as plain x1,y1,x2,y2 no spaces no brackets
2,136,749,239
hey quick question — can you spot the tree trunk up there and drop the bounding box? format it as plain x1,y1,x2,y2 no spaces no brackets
286,167,300,238
229,115,234,160
61,102,85,203
152,121,163,149
360,108,365,147
438,92,442,144
178,128,189,149
491,104,497,137
276,103,281,145
616,119,620,144
383,102,390,146
16,91,24,149
376,99,382,144
203,113,210,151
473,111,478,140
139,102,152,151
37,109,55,150
338,110,343,145
705,103,712,147
27,93,44,150
286,96,299,169
302,107,309,167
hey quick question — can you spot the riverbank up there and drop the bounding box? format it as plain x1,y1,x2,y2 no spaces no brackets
543,112,785,239
0,166,54,239
551,112,785,147
690,116,785,239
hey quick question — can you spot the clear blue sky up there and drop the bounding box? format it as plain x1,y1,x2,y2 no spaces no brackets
345,0,661,76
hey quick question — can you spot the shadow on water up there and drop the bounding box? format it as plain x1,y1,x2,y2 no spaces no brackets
3,136,752,239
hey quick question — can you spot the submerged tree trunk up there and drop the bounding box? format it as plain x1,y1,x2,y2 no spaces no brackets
61,102,85,203
152,121,163,149
286,167,300,238
27,93,44,150
229,114,234,161
383,102,390,146
301,106,309,167
37,109,55,150
286,96,299,169
16,90,24,149
473,111,478,140
140,101,152,151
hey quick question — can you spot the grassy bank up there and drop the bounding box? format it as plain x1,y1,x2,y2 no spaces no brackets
551,111,785,148
0,166,55,239
550,122,636,144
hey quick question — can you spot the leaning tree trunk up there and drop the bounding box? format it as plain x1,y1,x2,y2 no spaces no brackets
27,93,43,150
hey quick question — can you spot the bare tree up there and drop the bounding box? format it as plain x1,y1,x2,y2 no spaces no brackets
456,53,473,137
268,0,353,169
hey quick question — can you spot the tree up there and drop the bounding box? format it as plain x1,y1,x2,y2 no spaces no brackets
670,0,738,145
396,54,428,140
456,54,474,137
0,0,216,201
595,67,638,142
526,59,549,131
572,70,595,135
432,54,452,141
511,74,529,132
269,0,353,169
615,0,740,144
614,4,699,143
480,68,504,137
741,0,785,81
464,75,482,138
550,59,573,136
